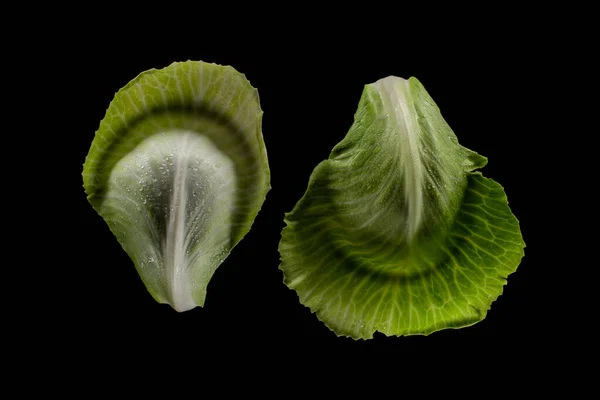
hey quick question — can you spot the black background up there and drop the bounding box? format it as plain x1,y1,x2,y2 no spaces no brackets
60,19,547,358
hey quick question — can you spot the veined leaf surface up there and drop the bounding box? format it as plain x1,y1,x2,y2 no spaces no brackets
279,76,525,339
83,61,270,312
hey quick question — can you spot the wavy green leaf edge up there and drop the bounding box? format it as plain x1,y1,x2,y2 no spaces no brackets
279,76,525,339
83,61,270,311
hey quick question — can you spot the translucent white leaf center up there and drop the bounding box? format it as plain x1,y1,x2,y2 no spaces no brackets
106,130,237,311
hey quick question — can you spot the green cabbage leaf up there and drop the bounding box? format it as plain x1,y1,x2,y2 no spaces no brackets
279,76,524,339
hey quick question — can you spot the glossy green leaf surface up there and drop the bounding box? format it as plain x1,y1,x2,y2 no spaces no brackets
279,76,524,339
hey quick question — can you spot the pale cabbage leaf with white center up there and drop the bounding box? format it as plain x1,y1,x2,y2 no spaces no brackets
83,61,270,311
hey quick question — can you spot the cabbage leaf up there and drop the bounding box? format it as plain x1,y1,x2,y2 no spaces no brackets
83,61,270,311
279,76,525,339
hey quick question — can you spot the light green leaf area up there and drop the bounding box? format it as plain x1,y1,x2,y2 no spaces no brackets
279,76,525,339
83,61,270,311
